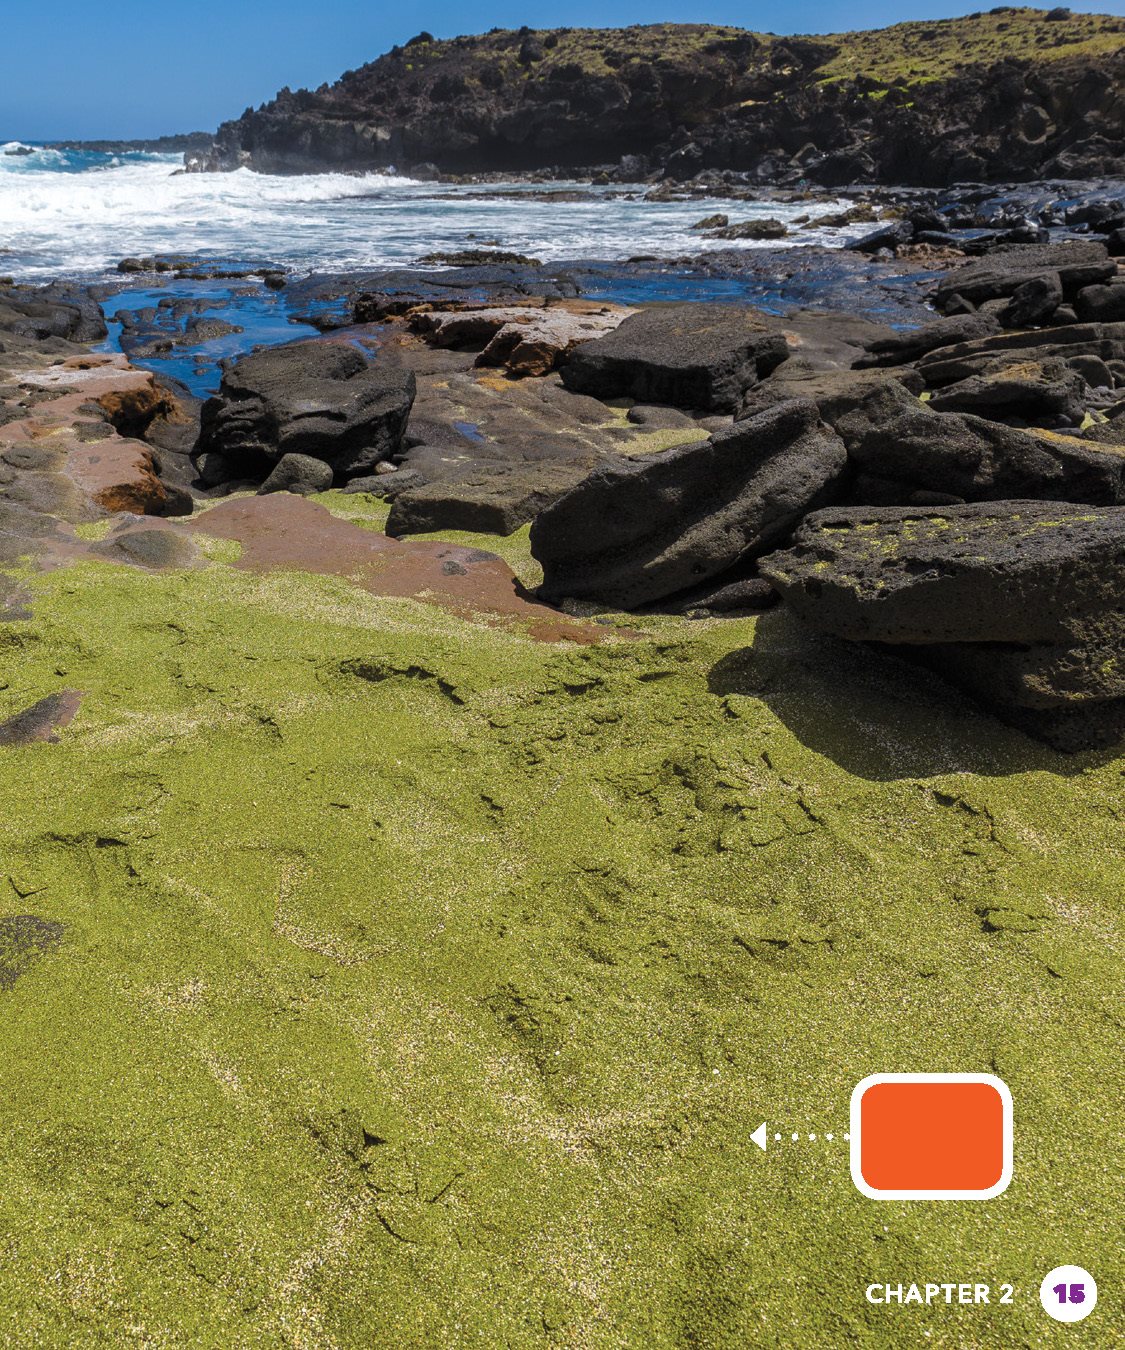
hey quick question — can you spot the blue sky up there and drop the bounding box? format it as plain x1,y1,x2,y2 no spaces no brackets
3,0,1123,139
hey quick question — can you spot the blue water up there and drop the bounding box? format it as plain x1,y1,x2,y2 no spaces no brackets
4,140,933,390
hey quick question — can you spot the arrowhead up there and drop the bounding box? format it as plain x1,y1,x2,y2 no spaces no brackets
751,1122,768,1152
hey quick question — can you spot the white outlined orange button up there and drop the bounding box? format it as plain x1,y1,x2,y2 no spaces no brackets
850,1073,1013,1200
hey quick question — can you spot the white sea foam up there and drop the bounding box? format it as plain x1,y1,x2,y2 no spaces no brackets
0,152,851,278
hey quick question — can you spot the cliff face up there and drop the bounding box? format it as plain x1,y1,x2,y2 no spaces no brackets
191,13,1125,186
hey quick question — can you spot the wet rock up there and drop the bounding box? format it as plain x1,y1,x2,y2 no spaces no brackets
196,340,416,481
847,221,913,254
531,398,846,609
258,453,335,496
933,242,1114,312
182,315,244,345
560,305,789,413
708,219,788,240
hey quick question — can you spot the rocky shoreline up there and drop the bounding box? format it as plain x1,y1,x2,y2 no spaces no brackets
4,195,1125,754
187,16,1125,186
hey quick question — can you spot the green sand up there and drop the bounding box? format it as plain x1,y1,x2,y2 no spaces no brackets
0,532,1121,1346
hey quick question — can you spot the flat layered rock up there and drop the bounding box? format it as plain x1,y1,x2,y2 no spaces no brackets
196,340,416,480
759,501,1125,747
927,358,1086,423
410,301,633,378
759,501,1125,646
385,460,592,537
560,305,790,413
855,314,1001,368
531,398,846,609
933,242,1114,311
837,380,1125,504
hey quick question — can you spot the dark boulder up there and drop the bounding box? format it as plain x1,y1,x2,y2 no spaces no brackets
257,453,334,496
759,500,1125,647
836,379,1125,505
560,305,790,413
1075,284,1125,324
998,272,1063,328
530,398,846,609
847,221,913,254
385,460,592,537
738,367,924,426
933,242,1114,313
927,358,1087,424
709,219,789,240
758,500,1125,749
195,340,416,481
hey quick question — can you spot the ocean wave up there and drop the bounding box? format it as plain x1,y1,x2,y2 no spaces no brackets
0,153,848,278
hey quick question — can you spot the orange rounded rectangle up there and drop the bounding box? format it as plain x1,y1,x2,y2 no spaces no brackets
850,1074,1013,1200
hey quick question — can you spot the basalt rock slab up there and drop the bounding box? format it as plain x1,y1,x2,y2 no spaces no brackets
531,398,846,609
855,314,1001,369
836,380,1125,505
738,367,925,425
559,305,790,413
927,358,1087,424
1075,283,1125,324
933,242,1115,312
917,322,1125,387
386,459,594,537
196,340,416,481
759,501,1125,647
758,501,1125,749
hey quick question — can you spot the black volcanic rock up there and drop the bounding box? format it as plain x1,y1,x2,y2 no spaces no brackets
758,500,1125,748
530,398,846,609
186,17,1125,188
932,242,1115,312
559,305,790,413
195,341,416,481
759,500,1125,647
836,379,1125,504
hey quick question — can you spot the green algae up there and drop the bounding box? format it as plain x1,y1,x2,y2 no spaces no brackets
0,550,1121,1346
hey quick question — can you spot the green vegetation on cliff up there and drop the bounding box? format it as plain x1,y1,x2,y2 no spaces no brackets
0,507,1121,1344
200,9,1125,184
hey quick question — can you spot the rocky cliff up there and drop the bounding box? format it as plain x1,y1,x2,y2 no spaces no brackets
190,11,1125,186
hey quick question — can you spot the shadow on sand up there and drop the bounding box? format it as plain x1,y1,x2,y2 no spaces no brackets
707,607,1116,783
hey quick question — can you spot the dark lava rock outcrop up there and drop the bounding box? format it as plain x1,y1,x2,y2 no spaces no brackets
530,398,846,608
195,341,416,482
560,305,790,413
188,15,1125,187
758,501,1125,749
836,379,1125,505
